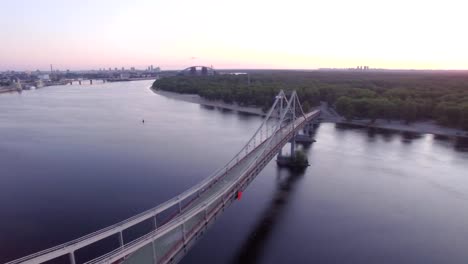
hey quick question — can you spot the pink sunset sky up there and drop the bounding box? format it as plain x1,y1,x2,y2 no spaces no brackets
1,0,468,71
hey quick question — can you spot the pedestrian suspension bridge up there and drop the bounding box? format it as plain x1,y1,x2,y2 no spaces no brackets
7,90,320,264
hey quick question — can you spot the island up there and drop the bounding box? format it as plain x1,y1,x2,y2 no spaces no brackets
152,70,468,137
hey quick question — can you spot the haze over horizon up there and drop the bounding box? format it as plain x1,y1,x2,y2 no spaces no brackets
1,0,468,71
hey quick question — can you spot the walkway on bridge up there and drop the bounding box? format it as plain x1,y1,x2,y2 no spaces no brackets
7,90,320,264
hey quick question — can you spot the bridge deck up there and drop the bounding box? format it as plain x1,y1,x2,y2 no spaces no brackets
114,111,319,264
7,109,320,264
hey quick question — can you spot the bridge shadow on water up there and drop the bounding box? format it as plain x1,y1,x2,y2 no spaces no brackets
230,167,307,264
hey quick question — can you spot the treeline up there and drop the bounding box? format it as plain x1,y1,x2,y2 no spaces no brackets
153,71,468,130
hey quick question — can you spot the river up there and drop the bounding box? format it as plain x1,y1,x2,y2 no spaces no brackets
1,80,468,264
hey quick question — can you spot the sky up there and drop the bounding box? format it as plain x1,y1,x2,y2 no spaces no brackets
1,0,468,71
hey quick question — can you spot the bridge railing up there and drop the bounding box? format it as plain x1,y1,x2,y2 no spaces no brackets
6,91,294,264
90,93,315,263
7,88,320,264
86,109,319,264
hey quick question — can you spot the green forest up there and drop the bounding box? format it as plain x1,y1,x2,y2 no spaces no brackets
152,71,468,130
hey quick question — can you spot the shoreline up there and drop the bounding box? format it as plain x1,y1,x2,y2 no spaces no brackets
337,119,468,139
0,87,21,94
151,88,266,116
0,79,157,96
152,88,468,139
318,102,468,138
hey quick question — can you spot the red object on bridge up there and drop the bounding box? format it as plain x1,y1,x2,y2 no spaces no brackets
237,191,243,200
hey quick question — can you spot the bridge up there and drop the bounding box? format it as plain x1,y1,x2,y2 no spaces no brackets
178,66,216,76
7,90,320,264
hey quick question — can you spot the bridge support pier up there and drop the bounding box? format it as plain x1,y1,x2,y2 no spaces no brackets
303,122,316,135
277,132,308,169
295,134,316,144
290,135,296,159
6,90,322,264
151,241,158,263
69,252,76,264
118,231,124,247
296,121,317,144
182,222,187,244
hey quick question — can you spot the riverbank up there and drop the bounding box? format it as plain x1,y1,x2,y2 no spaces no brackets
0,86,21,94
317,102,468,138
338,119,468,138
152,88,266,116
154,88,468,139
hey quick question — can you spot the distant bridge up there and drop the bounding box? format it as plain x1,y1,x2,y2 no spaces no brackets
7,90,320,264
178,66,216,76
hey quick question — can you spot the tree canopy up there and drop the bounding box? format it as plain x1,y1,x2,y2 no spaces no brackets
153,70,468,130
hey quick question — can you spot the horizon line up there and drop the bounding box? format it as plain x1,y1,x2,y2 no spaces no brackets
2,67,468,73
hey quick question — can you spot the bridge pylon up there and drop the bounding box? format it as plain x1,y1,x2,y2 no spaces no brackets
274,91,310,169
6,90,321,264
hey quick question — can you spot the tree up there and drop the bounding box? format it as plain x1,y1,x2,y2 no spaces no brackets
302,101,311,112
336,96,355,120
435,102,461,127
460,104,468,131
402,101,418,124
152,71,468,128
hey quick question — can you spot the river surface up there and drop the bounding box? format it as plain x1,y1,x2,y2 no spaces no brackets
1,80,468,264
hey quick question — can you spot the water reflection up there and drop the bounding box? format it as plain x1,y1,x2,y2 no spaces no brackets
366,127,398,143
219,108,233,114
200,105,215,111
199,104,258,121
454,137,468,152
3,83,468,264
335,123,468,151
334,123,365,131
236,112,258,121
401,131,423,144
433,135,468,152
230,168,305,264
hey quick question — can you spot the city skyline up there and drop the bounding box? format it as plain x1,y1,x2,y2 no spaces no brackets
1,0,468,71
